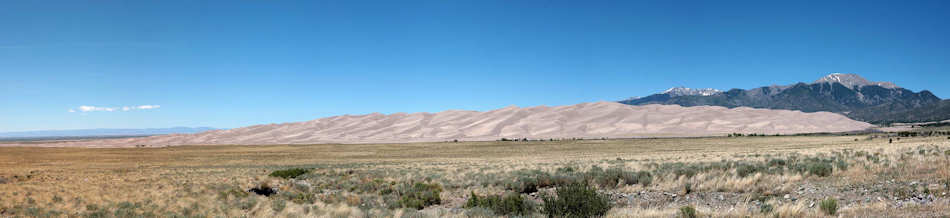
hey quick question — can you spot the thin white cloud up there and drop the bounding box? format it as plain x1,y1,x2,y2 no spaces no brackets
70,105,161,113
78,105,115,112
136,105,160,110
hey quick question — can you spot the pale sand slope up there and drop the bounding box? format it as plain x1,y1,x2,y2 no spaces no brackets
18,102,874,147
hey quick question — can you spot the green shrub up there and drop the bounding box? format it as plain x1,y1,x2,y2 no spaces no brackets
586,166,652,188
807,162,833,177
239,198,257,210
269,168,310,179
284,191,316,204
507,177,539,194
679,206,697,218
541,182,611,218
635,171,653,186
736,163,764,177
835,159,849,171
398,182,442,209
819,198,837,216
651,162,735,179
465,191,534,216
788,158,834,177
271,199,286,212
759,203,773,214
621,171,652,186
767,158,786,167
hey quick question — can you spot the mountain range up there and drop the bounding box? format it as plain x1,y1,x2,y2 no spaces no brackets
0,127,217,139
620,73,946,124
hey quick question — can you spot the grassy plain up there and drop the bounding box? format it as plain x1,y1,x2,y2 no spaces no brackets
1,134,950,217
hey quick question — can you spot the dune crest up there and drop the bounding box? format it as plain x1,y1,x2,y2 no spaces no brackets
28,102,873,147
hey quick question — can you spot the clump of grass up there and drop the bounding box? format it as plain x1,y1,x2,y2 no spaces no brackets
589,166,653,188
541,182,611,218
464,191,534,216
269,168,310,179
217,186,250,200
819,198,838,215
282,191,316,204
398,182,442,210
759,203,773,214
113,202,142,217
271,199,286,212
679,205,697,218
239,198,257,210
788,157,835,177
835,159,849,171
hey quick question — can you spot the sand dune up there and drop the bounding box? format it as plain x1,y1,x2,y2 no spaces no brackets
18,102,873,147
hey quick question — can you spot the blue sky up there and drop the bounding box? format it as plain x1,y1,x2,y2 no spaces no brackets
1,0,949,132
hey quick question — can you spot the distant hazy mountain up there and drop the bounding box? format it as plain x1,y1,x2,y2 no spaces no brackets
0,127,217,138
620,73,945,124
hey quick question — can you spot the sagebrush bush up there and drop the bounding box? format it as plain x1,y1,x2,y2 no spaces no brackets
398,182,442,209
587,166,652,188
787,158,835,177
541,182,611,218
835,159,849,171
767,158,786,167
736,163,765,177
820,198,837,215
679,206,697,218
271,199,286,212
269,168,310,179
465,191,534,216
806,162,833,177
507,177,540,194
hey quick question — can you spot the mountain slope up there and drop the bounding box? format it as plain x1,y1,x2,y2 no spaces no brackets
620,74,944,123
18,102,872,147
849,100,950,124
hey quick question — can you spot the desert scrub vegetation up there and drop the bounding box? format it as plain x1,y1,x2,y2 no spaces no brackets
678,205,697,218
464,191,534,216
819,198,838,215
3,135,950,217
541,182,612,218
397,182,442,210
646,154,847,180
502,166,653,194
269,168,310,179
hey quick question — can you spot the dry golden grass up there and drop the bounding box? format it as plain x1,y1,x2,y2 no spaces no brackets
0,135,949,217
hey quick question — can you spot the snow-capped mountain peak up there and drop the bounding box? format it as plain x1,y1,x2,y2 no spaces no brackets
814,73,898,89
662,87,723,97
